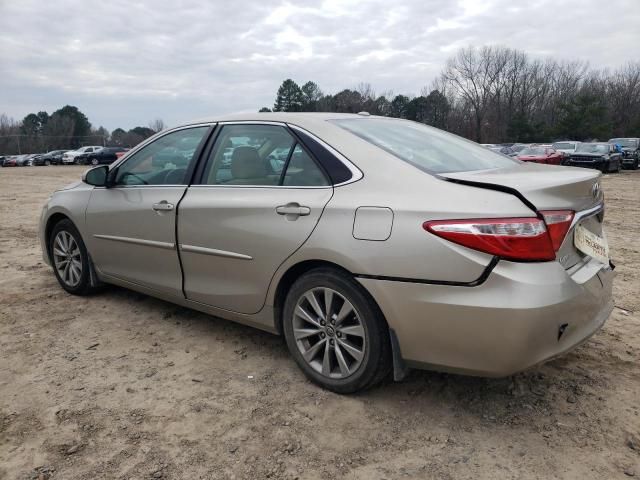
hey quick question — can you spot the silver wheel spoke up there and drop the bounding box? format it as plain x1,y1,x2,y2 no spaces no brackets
335,301,354,325
324,289,334,318
294,328,322,340
56,236,66,253
295,305,321,328
321,341,331,376
305,291,324,320
303,338,326,362
337,338,363,362
334,343,350,376
63,261,71,283
338,324,365,338
53,247,66,257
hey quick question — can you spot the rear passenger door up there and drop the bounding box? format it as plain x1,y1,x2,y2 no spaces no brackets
178,123,333,314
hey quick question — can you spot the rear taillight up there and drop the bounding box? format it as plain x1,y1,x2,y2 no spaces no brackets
540,210,574,251
423,209,574,262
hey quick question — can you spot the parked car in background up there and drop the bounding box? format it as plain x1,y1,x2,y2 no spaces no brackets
19,154,40,166
39,113,613,393
552,141,580,155
115,149,130,160
0,156,6,167
82,146,129,165
510,143,529,155
516,146,564,165
565,143,622,173
62,146,103,165
36,150,69,166
608,138,639,169
2,155,21,167
489,145,515,156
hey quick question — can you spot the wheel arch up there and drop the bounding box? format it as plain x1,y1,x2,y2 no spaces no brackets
44,212,73,261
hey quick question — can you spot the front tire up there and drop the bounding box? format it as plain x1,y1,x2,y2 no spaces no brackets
49,219,95,295
282,268,391,393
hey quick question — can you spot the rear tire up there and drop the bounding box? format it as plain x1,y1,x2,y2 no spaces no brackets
91,158,99,166
49,219,96,296
282,267,392,393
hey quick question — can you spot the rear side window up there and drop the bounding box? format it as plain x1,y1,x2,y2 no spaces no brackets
202,124,329,187
331,118,518,174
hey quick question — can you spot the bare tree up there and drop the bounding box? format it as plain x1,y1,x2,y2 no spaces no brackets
148,118,166,133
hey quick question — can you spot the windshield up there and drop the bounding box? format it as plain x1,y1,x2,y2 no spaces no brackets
519,147,545,156
552,142,574,150
576,143,608,154
330,118,517,173
609,138,638,148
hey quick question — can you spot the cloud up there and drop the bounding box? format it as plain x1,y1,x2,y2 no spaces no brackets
0,0,638,130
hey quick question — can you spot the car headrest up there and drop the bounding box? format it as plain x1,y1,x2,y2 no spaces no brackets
231,146,265,179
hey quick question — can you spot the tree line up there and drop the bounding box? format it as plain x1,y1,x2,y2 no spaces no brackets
263,46,640,144
0,107,165,155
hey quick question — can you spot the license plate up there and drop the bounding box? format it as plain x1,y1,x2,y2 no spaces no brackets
574,224,609,264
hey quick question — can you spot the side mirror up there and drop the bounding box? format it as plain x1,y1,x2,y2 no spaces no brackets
83,165,109,187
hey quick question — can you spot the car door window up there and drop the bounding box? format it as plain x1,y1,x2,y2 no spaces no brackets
282,144,329,186
114,127,208,186
202,124,329,187
203,124,295,185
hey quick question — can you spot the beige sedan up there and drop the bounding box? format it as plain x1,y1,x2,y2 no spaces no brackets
40,113,614,392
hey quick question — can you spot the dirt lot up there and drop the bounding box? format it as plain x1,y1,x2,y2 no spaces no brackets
0,165,639,480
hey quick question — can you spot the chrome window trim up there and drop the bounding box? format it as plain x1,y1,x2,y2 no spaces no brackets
188,184,332,190
287,124,364,187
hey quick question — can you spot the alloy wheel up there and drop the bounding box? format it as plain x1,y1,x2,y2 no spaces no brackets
292,287,366,379
52,231,83,287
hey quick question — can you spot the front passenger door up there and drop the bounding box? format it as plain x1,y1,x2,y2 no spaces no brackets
85,126,211,296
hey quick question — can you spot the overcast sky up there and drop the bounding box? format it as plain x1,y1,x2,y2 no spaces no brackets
1,0,639,131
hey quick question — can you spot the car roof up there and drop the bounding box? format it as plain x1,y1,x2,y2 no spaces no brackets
184,112,388,131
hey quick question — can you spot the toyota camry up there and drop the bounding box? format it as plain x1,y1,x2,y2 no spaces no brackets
39,113,614,393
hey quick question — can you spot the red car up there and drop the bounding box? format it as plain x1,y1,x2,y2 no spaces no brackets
516,146,563,165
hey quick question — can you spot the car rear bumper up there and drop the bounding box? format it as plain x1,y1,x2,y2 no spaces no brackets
358,258,614,377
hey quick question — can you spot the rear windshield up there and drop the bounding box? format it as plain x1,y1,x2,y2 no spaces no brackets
330,118,518,174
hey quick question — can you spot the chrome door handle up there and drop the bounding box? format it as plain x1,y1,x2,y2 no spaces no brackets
152,201,174,211
276,203,311,216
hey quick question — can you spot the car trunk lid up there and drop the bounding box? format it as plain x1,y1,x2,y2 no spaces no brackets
439,163,605,270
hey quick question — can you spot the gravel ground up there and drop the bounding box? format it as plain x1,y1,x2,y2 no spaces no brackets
1,165,639,480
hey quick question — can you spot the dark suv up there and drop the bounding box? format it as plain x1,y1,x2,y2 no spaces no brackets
565,142,622,173
81,147,128,165
608,138,639,169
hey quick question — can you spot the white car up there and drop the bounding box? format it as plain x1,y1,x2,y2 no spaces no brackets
552,141,580,155
62,146,103,165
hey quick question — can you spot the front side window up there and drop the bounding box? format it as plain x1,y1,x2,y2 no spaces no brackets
331,118,518,174
113,127,208,186
202,124,329,187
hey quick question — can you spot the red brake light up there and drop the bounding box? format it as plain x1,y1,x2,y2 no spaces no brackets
540,210,574,251
423,210,574,262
